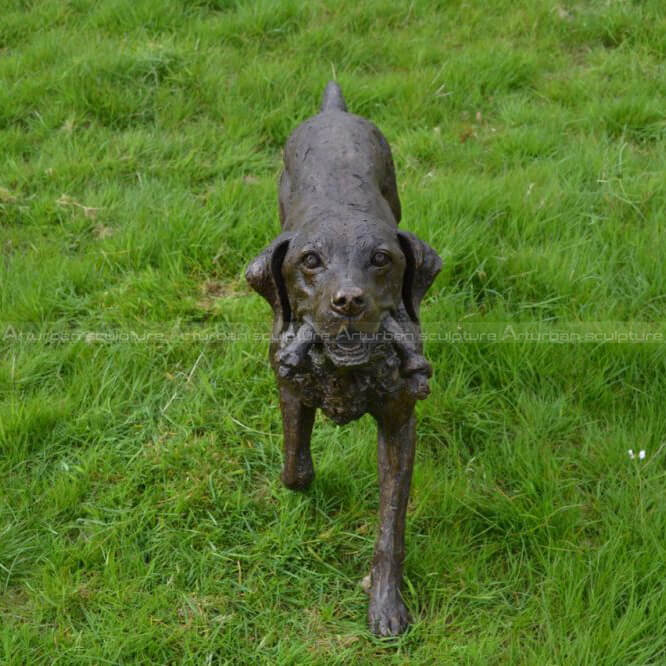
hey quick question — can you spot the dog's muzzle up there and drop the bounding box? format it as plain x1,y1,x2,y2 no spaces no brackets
324,335,372,366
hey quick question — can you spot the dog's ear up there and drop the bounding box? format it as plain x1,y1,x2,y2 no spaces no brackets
245,233,292,329
397,231,442,322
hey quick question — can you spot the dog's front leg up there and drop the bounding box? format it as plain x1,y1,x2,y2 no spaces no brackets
278,383,316,490
368,398,416,636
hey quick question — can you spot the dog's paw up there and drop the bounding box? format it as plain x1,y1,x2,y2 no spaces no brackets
281,463,314,491
368,592,411,637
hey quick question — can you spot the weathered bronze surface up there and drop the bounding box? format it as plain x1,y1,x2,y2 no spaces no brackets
246,81,441,636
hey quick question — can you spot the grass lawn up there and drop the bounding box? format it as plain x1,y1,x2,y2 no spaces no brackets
1,0,665,663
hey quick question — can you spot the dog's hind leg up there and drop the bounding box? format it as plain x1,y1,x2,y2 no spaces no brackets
279,383,316,490
368,398,416,635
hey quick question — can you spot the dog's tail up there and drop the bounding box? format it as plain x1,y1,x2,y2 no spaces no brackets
320,81,347,112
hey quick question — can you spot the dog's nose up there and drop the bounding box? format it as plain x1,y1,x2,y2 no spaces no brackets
331,287,366,316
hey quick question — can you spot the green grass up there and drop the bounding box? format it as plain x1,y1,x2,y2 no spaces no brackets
1,0,665,663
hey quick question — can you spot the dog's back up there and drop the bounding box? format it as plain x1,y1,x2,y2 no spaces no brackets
279,81,401,229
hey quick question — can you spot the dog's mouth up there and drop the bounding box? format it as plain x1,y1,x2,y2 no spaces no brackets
323,329,372,367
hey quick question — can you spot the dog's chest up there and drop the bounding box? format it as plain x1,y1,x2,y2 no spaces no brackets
281,343,406,424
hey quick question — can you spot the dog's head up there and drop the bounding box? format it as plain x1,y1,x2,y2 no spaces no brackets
246,216,441,365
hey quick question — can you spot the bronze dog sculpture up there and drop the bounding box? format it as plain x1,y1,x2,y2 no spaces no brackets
246,82,441,636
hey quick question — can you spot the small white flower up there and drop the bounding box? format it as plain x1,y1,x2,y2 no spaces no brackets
639,450,646,460
628,449,635,459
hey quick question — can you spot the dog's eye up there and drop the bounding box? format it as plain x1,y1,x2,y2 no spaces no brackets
301,252,322,270
371,251,391,267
